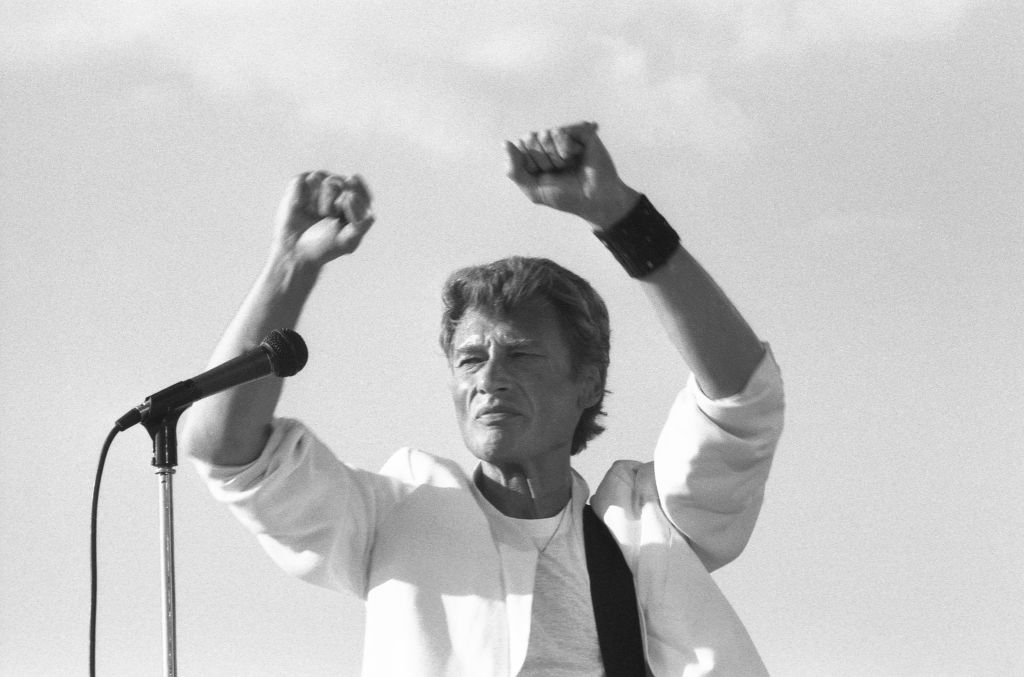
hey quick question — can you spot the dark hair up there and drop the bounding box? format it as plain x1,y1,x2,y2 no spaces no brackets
439,256,610,455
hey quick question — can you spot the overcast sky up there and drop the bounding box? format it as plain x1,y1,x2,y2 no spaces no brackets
2,1,1022,675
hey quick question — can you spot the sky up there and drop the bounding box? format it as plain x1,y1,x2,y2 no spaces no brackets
1,1,1022,675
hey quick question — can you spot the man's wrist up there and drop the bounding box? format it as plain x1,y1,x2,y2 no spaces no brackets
593,195,681,278
585,184,642,230
265,246,322,291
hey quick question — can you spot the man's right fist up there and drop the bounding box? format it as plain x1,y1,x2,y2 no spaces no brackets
504,123,638,230
273,171,375,266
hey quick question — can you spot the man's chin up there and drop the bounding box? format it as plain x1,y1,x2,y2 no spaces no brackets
464,434,523,465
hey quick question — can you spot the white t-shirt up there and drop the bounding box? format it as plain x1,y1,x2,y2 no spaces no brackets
481,500,605,676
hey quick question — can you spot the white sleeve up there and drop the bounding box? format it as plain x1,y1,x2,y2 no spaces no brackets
653,345,785,571
191,418,407,597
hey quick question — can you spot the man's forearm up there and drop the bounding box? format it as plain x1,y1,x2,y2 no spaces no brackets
639,245,764,399
586,188,765,399
181,254,320,467
182,170,374,467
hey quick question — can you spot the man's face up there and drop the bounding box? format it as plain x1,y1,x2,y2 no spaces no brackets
449,299,599,467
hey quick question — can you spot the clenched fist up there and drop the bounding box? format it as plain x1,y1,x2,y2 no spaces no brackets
273,171,376,267
504,122,639,230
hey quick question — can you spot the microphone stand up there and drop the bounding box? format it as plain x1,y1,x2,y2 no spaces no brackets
143,405,187,677
113,329,306,676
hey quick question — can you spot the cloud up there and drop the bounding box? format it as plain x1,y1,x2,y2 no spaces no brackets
2,1,988,158
462,25,564,74
732,0,983,58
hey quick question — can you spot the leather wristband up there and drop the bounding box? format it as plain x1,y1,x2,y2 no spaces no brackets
594,194,680,278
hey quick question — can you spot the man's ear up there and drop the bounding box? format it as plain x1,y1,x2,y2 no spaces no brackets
577,365,603,409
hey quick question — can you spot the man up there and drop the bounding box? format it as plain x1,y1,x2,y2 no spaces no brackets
183,122,784,676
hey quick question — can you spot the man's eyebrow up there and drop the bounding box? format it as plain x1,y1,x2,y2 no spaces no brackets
453,337,484,351
453,336,538,351
504,337,539,348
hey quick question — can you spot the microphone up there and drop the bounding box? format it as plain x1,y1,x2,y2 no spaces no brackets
115,329,308,431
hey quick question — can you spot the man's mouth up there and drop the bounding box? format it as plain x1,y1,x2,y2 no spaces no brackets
475,404,521,420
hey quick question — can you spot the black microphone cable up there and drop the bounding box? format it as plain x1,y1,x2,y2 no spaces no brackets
90,425,120,677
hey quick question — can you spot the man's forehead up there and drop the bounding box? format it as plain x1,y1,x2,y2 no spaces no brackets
453,314,533,346
452,301,559,348
454,330,536,350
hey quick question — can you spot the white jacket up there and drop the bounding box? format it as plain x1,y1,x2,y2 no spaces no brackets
195,348,784,676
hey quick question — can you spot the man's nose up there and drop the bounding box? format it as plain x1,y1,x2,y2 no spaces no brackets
477,356,511,392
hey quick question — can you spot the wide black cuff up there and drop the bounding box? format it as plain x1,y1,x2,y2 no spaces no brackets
594,195,680,278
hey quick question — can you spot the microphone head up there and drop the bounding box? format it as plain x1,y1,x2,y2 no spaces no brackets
261,329,309,377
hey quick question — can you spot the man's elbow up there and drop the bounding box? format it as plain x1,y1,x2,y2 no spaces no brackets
180,409,270,467
687,533,750,572
673,497,762,572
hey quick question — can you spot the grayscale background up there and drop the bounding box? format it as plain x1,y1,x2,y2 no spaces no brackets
2,1,1021,675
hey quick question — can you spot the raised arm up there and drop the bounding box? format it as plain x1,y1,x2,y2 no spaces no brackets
504,123,763,396
181,172,375,467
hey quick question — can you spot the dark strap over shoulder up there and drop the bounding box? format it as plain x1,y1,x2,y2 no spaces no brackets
582,503,648,676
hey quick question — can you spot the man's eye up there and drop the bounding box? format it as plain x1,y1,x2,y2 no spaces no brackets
457,356,484,367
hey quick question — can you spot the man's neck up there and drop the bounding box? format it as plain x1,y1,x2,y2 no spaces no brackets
475,459,572,519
